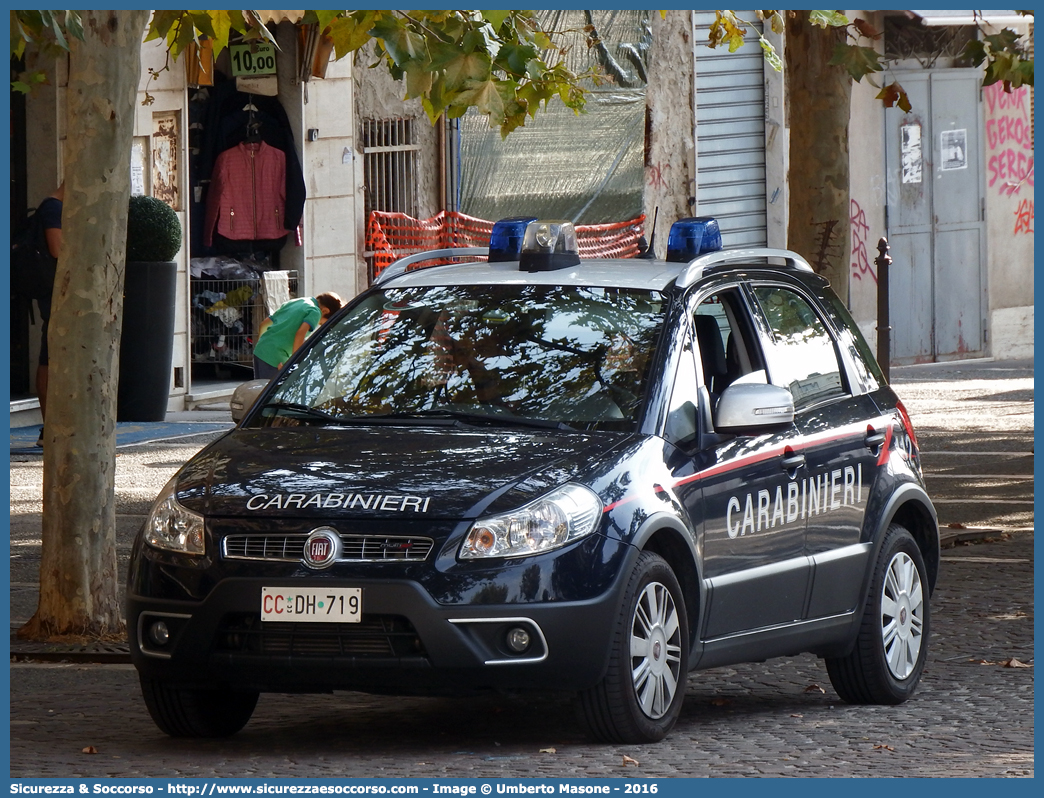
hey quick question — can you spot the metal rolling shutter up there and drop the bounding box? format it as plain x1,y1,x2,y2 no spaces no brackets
693,11,768,247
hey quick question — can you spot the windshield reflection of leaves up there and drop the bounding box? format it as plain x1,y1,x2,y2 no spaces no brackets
268,286,664,431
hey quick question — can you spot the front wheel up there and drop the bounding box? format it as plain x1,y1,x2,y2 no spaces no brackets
140,677,259,737
826,524,930,704
578,551,689,743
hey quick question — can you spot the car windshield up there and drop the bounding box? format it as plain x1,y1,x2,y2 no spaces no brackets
252,284,667,432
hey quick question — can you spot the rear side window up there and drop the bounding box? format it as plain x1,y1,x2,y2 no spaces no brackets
818,288,885,392
752,285,847,409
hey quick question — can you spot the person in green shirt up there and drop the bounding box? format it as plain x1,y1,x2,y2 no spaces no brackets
252,292,343,379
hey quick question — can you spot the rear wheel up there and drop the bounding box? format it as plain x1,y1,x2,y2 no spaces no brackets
140,677,259,737
826,524,929,704
578,551,688,743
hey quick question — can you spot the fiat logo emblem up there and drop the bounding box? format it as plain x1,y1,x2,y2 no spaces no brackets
302,527,342,570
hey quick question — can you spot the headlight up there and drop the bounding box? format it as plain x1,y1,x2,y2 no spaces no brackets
144,475,206,555
460,484,603,559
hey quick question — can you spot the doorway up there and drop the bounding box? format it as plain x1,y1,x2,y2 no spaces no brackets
884,69,987,363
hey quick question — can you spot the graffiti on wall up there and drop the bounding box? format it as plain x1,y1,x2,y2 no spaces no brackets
647,162,670,191
984,84,1034,196
850,199,875,283
1014,199,1034,235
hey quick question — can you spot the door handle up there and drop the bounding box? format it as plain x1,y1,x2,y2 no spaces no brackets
781,448,805,471
865,427,886,452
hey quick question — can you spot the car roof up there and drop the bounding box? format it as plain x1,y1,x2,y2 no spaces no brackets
382,258,688,292
377,247,815,293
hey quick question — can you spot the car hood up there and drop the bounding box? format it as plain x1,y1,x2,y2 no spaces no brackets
174,425,628,520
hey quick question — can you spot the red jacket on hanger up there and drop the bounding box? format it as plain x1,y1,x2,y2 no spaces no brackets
203,141,288,246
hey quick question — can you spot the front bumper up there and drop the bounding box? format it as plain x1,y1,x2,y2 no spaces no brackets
127,520,640,695
128,576,623,694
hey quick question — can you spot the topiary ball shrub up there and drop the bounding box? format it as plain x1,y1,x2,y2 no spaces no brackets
126,195,182,262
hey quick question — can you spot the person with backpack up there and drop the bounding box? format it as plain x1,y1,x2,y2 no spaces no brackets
18,183,63,445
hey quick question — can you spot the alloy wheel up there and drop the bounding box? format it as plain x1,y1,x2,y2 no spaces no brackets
630,581,683,719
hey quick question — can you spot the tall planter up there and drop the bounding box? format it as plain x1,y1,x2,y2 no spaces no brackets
117,261,177,421
116,196,182,421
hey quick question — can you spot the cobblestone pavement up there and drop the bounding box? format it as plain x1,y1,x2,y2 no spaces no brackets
9,531,1033,778
10,360,1033,778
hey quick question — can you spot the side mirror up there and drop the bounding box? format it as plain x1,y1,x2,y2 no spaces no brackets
715,383,795,433
230,378,269,422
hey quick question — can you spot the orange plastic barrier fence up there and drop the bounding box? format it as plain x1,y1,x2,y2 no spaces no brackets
367,211,646,281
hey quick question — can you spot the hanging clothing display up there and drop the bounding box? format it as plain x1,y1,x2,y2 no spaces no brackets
203,141,288,248
198,79,306,233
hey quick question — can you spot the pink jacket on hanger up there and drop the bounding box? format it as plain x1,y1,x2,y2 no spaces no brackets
203,141,288,246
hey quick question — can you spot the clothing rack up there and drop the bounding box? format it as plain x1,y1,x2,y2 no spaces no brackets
190,269,298,372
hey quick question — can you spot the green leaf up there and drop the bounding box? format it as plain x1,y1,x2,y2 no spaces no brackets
759,36,783,72
496,41,539,76
315,10,341,33
328,13,377,60
62,11,83,42
962,39,987,67
208,11,232,56
371,16,426,66
404,63,433,99
809,10,849,28
442,50,492,89
47,12,67,50
451,77,507,123
829,42,883,81
461,28,486,55
481,10,511,32
188,12,217,41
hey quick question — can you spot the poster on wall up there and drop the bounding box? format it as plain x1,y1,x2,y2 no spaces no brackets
130,137,149,196
940,129,968,171
152,111,180,209
901,124,922,184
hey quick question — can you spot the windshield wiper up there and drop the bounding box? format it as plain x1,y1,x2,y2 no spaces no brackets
369,409,574,431
261,401,345,423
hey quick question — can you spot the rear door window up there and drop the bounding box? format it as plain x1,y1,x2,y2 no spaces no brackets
750,285,847,409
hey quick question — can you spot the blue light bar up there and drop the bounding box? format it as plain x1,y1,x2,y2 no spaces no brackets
666,217,723,263
488,216,537,262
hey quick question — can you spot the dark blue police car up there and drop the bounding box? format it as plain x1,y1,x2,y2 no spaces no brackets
128,217,938,743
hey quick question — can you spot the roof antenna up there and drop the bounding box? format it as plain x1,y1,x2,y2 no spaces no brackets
638,206,658,260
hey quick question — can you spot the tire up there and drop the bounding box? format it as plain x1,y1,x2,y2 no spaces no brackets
578,551,689,743
140,677,259,737
826,524,930,704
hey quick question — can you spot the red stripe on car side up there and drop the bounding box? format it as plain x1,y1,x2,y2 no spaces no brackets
602,415,892,514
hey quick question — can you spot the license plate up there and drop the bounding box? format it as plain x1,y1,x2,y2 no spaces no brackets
261,587,362,622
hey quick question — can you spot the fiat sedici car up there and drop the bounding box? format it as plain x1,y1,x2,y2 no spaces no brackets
128,217,939,743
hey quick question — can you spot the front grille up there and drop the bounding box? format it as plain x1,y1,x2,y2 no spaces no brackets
222,533,434,563
214,613,427,659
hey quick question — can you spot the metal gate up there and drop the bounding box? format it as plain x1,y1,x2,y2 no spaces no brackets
693,10,768,247
885,69,987,363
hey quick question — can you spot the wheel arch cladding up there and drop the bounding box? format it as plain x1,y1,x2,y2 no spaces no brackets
884,494,940,594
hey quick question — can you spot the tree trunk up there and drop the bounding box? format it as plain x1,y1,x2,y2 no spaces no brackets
785,11,853,302
18,9,151,641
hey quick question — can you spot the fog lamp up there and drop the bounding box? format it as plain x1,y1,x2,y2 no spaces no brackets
149,620,171,646
506,627,531,653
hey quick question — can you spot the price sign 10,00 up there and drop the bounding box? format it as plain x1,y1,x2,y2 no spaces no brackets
230,43,277,77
